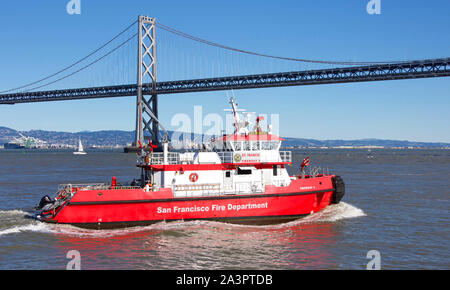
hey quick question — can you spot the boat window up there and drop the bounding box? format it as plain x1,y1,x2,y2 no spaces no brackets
227,142,234,151
273,165,278,176
259,141,280,150
243,142,250,151
261,141,270,150
251,141,258,151
234,141,242,151
221,141,232,151
225,171,231,178
212,141,220,151
237,167,252,175
269,141,280,150
218,141,225,151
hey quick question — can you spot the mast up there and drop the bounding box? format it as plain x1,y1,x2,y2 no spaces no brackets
226,97,250,135
229,97,240,133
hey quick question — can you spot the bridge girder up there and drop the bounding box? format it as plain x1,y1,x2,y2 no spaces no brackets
0,58,449,105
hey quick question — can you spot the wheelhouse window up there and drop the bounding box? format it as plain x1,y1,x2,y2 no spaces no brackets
213,141,224,151
261,141,270,150
272,141,281,150
226,141,234,151
260,141,280,150
234,141,242,151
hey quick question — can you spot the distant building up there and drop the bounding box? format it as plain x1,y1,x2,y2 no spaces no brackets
3,133,48,149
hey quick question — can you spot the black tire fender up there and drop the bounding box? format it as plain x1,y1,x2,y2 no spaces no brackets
332,175,345,204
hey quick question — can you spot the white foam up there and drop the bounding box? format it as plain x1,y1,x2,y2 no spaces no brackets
0,203,366,237
295,202,366,224
246,202,367,229
54,203,365,235
47,224,152,238
0,222,52,236
0,209,28,216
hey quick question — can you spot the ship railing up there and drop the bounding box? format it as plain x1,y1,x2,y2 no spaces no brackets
110,185,142,190
58,183,141,192
146,152,181,165
173,182,264,197
174,183,221,192
217,151,292,163
144,150,291,165
58,183,106,192
217,152,234,163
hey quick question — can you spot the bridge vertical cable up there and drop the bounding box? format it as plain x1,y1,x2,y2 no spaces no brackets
0,16,448,104
0,20,138,94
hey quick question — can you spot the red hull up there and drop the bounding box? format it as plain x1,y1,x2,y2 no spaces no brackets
39,175,343,229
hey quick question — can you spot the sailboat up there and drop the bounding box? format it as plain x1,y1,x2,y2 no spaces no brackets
73,138,87,155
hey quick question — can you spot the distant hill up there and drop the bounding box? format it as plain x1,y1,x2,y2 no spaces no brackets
0,126,21,145
0,126,448,148
0,127,208,148
24,129,135,147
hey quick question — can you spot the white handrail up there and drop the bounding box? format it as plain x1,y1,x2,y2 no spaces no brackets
143,150,292,165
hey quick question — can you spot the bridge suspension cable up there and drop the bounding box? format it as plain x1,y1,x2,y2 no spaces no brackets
1,16,445,97
23,33,137,92
0,20,137,94
155,22,402,66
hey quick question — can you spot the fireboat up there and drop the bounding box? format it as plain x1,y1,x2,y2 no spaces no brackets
35,98,345,229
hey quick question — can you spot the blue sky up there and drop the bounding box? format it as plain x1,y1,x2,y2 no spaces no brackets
0,0,449,142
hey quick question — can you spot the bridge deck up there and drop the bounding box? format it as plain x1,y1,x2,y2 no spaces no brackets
0,58,449,104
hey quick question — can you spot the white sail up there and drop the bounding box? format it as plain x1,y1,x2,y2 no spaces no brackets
74,139,86,155
78,139,83,152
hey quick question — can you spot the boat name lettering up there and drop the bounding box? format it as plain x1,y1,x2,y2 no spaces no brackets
238,152,261,162
242,153,260,157
156,202,269,214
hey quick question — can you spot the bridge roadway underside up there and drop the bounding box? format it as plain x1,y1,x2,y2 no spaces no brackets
0,58,449,104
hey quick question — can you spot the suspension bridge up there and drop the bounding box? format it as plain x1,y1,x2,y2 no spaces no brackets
1,15,449,147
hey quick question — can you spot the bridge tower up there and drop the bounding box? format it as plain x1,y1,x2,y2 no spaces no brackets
135,15,159,147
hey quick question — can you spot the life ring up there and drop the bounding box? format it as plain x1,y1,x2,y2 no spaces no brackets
189,173,199,182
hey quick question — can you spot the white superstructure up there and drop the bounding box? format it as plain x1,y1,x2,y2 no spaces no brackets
140,98,293,197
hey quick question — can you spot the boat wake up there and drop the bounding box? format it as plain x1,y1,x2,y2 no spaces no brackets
205,201,367,230
0,209,49,236
297,202,366,223
0,202,365,238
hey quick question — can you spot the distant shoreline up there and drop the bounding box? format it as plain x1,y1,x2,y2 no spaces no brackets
1,126,449,150
283,146,450,150
0,147,448,151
